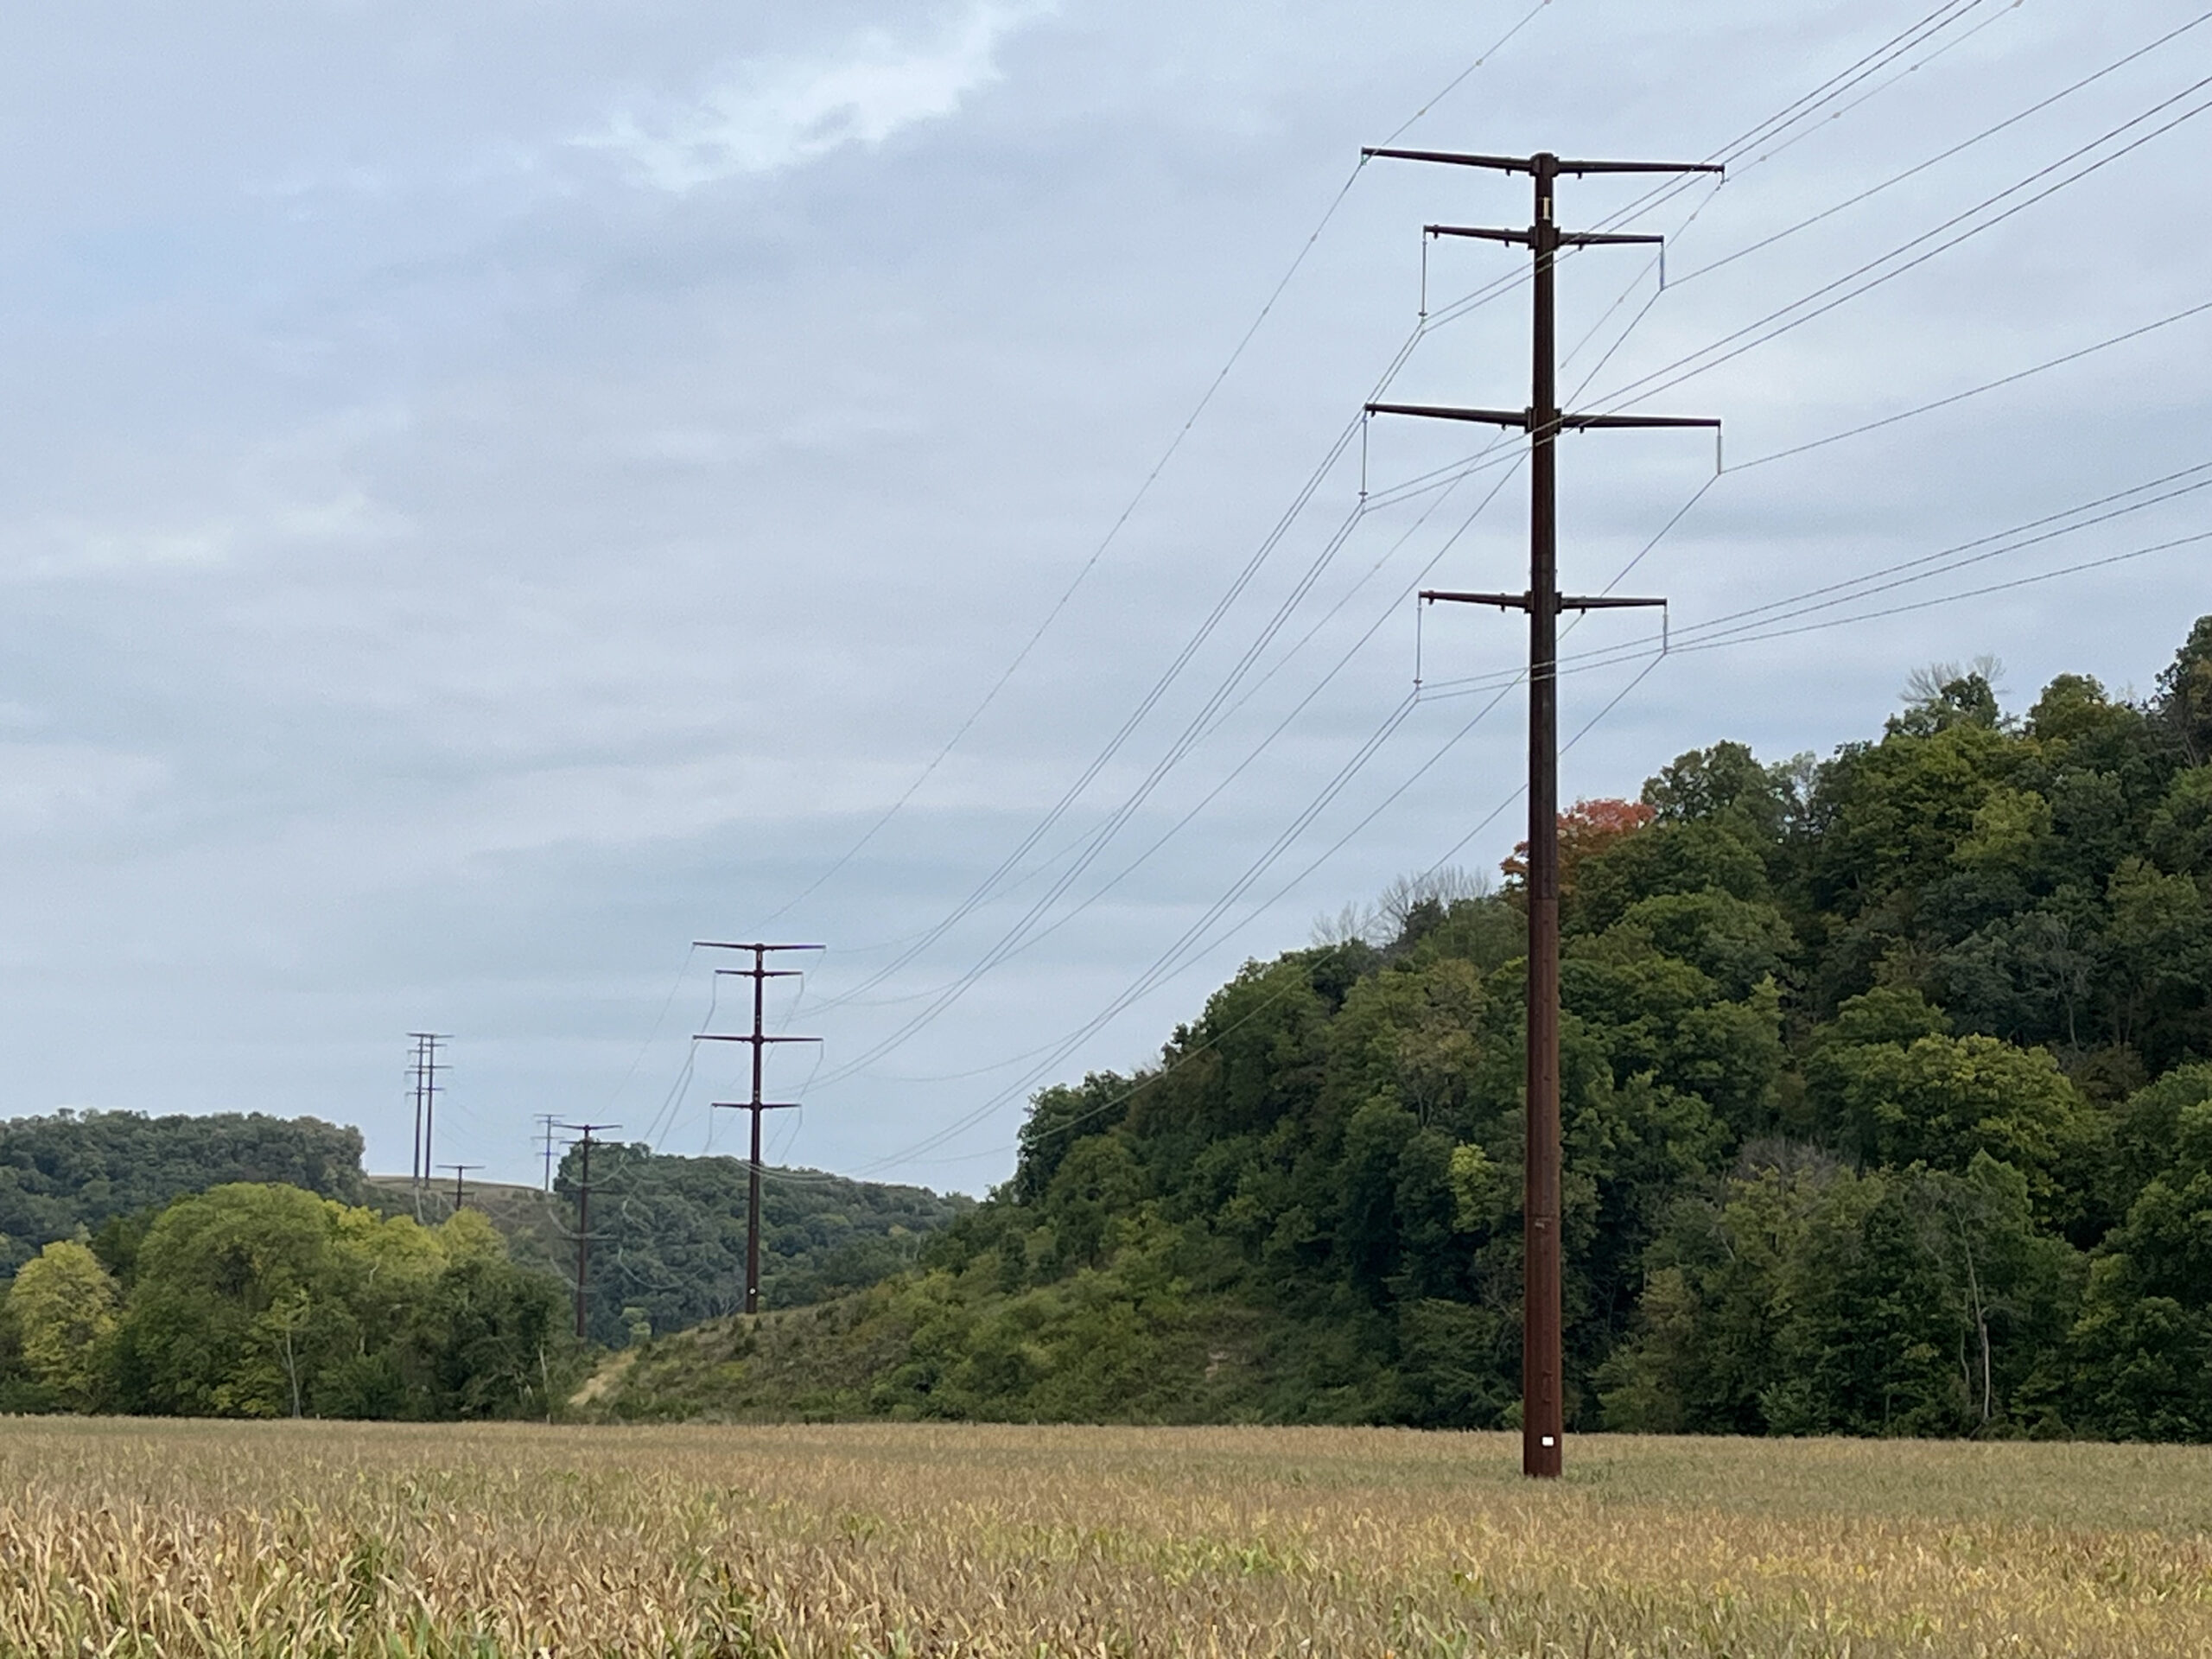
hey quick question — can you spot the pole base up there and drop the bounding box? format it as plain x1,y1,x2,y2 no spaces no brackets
1523,1433,1562,1478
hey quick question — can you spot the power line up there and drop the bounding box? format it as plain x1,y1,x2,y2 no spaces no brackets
631,2,2126,1184
1677,527,2212,657
717,0,2028,1082
1587,71,2212,414
840,690,1434,1170
1672,8,2212,290
836,450,2212,1185
803,404,1381,1017
1415,0,2013,334
851,427,2212,1167
747,1,1567,935
830,480,1710,1161
1507,458,2212,679
810,449,1521,1053
976,452,1539,983
1732,296,2212,472
1169,0,2101,779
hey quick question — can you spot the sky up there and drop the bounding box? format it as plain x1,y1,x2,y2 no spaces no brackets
2,0,2209,1195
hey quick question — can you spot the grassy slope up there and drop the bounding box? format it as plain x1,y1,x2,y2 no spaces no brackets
6,1418,2210,1656
574,1265,1281,1424
364,1175,570,1277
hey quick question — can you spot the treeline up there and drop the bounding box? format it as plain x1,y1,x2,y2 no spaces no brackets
0,1109,366,1277
555,1142,972,1346
589,619,2212,1439
0,1109,976,1412
0,1184,574,1418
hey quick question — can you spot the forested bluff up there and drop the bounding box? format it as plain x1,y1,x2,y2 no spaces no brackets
586,618,2212,1440
11,618,2212,1437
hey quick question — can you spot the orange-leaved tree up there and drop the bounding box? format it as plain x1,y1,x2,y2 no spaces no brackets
1501,797,1656,902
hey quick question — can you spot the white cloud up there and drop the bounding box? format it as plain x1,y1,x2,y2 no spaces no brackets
578,3,1040,192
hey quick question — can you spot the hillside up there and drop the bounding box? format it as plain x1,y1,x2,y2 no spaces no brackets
1,1111,966,1358
0,1110,365,1278
581,618,2212,1439
376,1152,973,1350
537,1143,971,1347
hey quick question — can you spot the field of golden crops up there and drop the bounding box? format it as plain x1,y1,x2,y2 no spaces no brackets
3,1418,2209,1656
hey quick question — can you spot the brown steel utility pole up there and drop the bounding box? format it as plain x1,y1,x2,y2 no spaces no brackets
1363,145,1720,1480
407,1033,448,1221
557,1122,619,1340
442,1162,484,1213
694,942,824,1316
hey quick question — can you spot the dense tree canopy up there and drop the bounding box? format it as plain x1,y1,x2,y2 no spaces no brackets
0,1110,365,1279
1,1183,573,1419
0,1110,963,1373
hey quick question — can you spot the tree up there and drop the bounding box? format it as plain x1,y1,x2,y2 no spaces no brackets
1012,1073,1135,1206
1891,663,2004,736
1809,1025,2085,1211
2157,615,2212,763
1603,1154,2076,1438
401,1249,571,1420
551,1142,969,1344
2065,1077,2212,1440
2101,856,2212,1065
106,1182,564,1420
0,1109,366,1281
111,1183,369,1418
6,1240,118,1410
1503,798,1656,900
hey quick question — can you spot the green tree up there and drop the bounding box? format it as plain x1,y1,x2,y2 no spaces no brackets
401,1247,571,1420
552,1142,969,1344
1808,1008,2085,1211
6,1239,119,1410
1604,1155,2077,1437
111,1183,378,1417
2067,1071,2212,1439
106,1183,558,1421
0,1109,365,1281
2157,615,2212,763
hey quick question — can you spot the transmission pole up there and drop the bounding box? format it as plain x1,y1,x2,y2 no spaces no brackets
536,1114,560,1192
694,942,823,1317
1363,145,1720,1479
407,1033,449,1222
556,1122,619,1341
442,1162,484,1213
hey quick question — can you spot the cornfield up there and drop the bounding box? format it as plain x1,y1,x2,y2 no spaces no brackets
3,1418,2209,1656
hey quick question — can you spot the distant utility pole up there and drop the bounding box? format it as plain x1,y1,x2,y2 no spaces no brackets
556,1122,620,1340
1363,145,1721,1481
407,1033,449,1222
535,1114,560,1192
693,942,824,1317
442,1162,484,1213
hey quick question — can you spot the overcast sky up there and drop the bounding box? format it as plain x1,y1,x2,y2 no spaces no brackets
3,0,2208,1194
